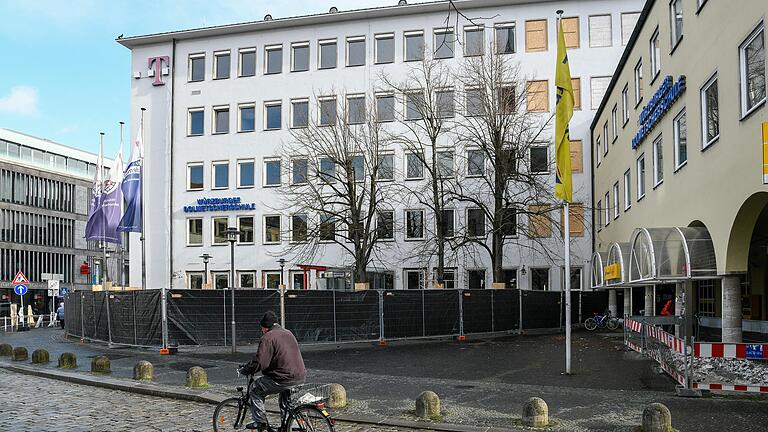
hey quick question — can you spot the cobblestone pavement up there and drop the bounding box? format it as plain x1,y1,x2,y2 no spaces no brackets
0,369,417,432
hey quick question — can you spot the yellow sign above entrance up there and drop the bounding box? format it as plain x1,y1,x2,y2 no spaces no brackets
604,263,621,281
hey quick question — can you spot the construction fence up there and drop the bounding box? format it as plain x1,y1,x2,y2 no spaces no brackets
64,288,608,347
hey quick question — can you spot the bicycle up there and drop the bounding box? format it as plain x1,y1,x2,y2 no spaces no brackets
213,368,335,432
584,310,619,331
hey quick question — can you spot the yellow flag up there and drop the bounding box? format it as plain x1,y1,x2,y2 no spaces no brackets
554,17,574,202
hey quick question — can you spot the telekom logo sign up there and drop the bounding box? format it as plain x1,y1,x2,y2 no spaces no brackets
147,56,170,86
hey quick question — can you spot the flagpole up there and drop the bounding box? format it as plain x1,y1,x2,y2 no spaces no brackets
119,121,126,291
140,108,147,290
100,131,113,346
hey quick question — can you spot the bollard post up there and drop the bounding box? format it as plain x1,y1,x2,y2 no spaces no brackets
458,289,465,340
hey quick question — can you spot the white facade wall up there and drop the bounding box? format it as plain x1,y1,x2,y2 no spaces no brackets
123,0,642,290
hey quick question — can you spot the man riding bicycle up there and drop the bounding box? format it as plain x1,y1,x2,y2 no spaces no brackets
238,311,306,431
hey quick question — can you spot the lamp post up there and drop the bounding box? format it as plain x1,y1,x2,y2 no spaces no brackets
200,253,212,288
278,258,286,328
224,227,241,353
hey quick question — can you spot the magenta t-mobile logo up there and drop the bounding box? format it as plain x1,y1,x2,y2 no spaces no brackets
147,56,170,86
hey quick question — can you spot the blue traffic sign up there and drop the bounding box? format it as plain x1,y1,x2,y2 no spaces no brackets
60,287,69,296
14,284,28,296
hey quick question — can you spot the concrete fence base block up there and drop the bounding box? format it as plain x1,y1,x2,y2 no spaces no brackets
12,347,28,362
415,391,441,419
91,356,111,374
31,349,50,364
328,383,347,409
133,360,154,381
0,343,12,356
186,366,208,388
641,402,673,432
58,352,77,369
522,397,549,427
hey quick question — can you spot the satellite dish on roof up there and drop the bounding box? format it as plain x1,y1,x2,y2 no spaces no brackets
329,6,338,13
264,14,273,21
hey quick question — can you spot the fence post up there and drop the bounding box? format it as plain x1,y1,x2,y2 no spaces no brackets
223,290,227,346
105,292,113,346
421,289,426,337
378,290,385,345
490,289,495,333
133,292,138,346
458,289,464,339
80,292,85,341
92,293,97,338
518,288,523,334
332,289,337,343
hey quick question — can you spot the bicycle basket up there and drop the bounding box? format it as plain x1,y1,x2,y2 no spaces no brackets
290,383,331,405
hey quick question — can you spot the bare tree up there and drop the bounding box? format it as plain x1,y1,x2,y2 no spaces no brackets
380,57,458,288
451,47,562,286
277,95,401,286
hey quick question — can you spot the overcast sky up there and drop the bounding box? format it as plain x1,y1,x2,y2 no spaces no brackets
0,0,427,157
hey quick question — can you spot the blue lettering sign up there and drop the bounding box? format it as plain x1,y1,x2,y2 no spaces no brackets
183,197,257,213
746,344,764,359
632,75,686,149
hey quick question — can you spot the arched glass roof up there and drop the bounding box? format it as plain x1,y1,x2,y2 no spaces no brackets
590,251,605,289
628,227,717,283
605,242,631,287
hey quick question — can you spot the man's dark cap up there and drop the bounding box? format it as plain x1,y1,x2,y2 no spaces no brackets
260,311,278,328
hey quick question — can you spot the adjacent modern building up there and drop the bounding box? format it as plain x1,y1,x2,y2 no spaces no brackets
118,0,642,291
0,128,116,315
590,0,767,342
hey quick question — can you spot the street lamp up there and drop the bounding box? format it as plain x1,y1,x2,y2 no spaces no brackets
277,258,286,327
200,253,212,288
224,227,241,353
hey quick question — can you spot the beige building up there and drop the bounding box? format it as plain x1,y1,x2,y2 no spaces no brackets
590,0,767,343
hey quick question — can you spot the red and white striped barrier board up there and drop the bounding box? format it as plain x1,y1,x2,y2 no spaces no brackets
626,340,642,354
624,318,643,333
694,343,768,359
644,324,688,354
693,383,768,393
646,348,685,386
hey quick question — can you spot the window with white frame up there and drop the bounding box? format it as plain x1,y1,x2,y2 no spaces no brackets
265,45,283,74
701,74,719,148
319,97,337,126
319,157,336,183
406,153,424,179
375,33,395,64
237,159,255,188
212,217,228,245
436,151,454,178
404,31,425,61
291,42,310,72
603,122,609,155
239,271,255,288
588,14,612,47
495,22,516,54
188,272,204,289
634,59,643,103
467,208,486,237
291,99,309,128
188,108,204,136
464,26,484,56
212,161,229,189
653,136,663,186
434,27,455,59
739,22,766,116
263,158,281,186
596,199,603,229
611,105,618,142
530,268,549,290
291,214,308,242
347,95,366,124
669,0,683,47
239,48,256,77
263,271,281,289
377,154,394,181
214,50,230,79
637,154,646,199
213,105,229,134
263,215,281,244
621,12,640,46
291,158,308,185
239,104,255,132
465,87,484,116
440,209,456,238
346,36,366,66
467,149,485,176
187,163,204,191
264,101,282,130
405,90,424,120
318,39,337,69
650,28,661,78
623,169,631,210
319,213,336,242
674,109,687,169
604,191,610,226
590,76,611,110
189,53,205,82
187,218,203,246
405,269,425,290
621,85,629,124
436,89,455,118
238,216,254,243
530,146,548,173
375,93,395,122
613,182,620,220
596,136,602,166
377,210,395,240
351,155,365,182
405,209,425,239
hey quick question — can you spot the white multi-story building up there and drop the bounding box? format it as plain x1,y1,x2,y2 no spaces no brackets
118,0,642,291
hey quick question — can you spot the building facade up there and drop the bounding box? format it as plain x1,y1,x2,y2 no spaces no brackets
0,129,117,316
119,0,642,291
591,0,768,342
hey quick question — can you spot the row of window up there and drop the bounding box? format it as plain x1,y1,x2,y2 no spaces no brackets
0,248,74,284
0,168,77,213
185,141,588,191
0,139,102,179
0,209,75,248
186,266,583,291
186,13,640,82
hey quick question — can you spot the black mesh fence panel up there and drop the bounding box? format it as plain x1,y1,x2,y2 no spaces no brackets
108,292,137,345
93,292,109,341
580,291,609,319
383,290,424,338
493,289,520,331
234,290,280,346
424,290,459,336
134,290,162,346
462,290,493,333
284,290,335,343
522,290,562,329
167,289,229,345
333,291,380,342
82,292,96,339
64,292,82,337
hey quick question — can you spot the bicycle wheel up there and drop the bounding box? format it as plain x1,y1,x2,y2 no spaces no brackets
213,397,249,431
607,318,619,330
584,318,597,331
287,405,335,432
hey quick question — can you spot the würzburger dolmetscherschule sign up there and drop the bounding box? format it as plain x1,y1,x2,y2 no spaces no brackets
632,75,686,149
183,197,256,213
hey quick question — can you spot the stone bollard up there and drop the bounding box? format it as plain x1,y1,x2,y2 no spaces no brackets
12,347,28,361
186,366,208,388
522,397,549,427
642,403,672,432
328,383,347,409
91,355,111,374
133,360,154,381
415,391,441,419
58,352,77,369
0,343,12,356
31,349,50,364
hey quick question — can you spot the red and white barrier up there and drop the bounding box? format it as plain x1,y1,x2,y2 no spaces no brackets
646,348,686,386
624,318,643,333
694,343,768,359
693,383,768,393
644,324,688,354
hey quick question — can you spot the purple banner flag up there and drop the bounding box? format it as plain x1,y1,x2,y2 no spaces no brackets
118,126,143,233
100,148,124,244
85,144,105,241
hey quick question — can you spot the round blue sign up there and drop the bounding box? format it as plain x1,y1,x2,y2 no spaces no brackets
14,284,28,296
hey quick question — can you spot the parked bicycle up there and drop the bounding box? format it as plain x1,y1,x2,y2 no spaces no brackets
213,367,335,432
584,310,619,331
